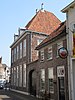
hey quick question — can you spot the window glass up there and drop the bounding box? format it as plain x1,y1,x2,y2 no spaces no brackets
40,50,44,61
19,65,22,87
20,42,22,58
23,64,26,87
48,68,54,93
40,69,45,91
23,39,26,57
17,45,19,59
14,48,16,62
48,46,52,60
16,66,19,86
11,50,14,63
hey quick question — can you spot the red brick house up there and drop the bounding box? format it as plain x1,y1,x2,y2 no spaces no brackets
10,8,61,94
27,21,69,100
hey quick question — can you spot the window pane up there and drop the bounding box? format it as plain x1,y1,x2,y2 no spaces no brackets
23,64,26,87
40,69,45,91
48,46,52,59
20,42,22,58
40,50,44,61
23,39,26,57
48,68,54,93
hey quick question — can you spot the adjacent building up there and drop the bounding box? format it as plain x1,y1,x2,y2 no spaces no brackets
27,21,69,100
62,1,75,100
0,57,10,82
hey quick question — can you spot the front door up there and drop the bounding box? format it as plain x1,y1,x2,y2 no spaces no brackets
58,77,65,100
29,70,36,96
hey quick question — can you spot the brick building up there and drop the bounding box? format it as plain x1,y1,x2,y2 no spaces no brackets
10,9,61,93
27,21,69,100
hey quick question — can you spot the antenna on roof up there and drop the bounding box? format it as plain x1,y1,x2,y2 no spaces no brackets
41,3,44,11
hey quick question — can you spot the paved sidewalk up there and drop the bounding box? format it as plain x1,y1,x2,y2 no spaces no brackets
10,89,40,100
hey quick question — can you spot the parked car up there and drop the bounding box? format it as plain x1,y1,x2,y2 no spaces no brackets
0,79,6,89
4,82,10,90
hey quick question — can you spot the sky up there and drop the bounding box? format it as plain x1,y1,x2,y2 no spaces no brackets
0,0,73,66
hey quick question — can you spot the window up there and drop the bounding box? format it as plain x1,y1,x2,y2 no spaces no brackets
40,69,45,91
19,65,22,87
57,42,63,57
23,39,26,57
16,66,19,86
37,39,43,56
17,45,19,60
48,68,54,93
40,50,44,61
10,67,13,85
13,67,16,86
47,46,52,60
23,64,26,87
14,48,16,62
11,50,14,63
20,42,22,59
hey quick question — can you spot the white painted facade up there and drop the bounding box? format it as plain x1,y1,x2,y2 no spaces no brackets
62,1,75,100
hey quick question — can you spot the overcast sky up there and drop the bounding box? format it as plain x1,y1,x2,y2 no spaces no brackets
0,0,73,66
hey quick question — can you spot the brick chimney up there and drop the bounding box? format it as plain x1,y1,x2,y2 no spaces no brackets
0,57,2,64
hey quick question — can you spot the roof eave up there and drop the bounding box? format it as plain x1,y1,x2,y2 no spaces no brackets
61,1,75,13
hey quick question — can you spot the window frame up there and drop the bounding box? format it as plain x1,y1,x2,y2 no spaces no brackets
40,50,44,61
47,46,53,60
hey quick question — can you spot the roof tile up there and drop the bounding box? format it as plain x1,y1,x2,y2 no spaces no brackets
25,10,61,35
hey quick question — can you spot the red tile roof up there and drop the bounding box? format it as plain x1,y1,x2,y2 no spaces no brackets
36,21,66,50
25,10,61,35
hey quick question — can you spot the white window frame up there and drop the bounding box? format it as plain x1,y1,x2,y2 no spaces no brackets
17,45,19,60
40,69,45,91
23,64,26,87
48,68,54,93
23,39,26,57
14,48,16,62
20,42,22,59
11,50,14,63
47,46,52,60
16,66,19,86
19,65,22,87
13,67,16,86
40,50,44,61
